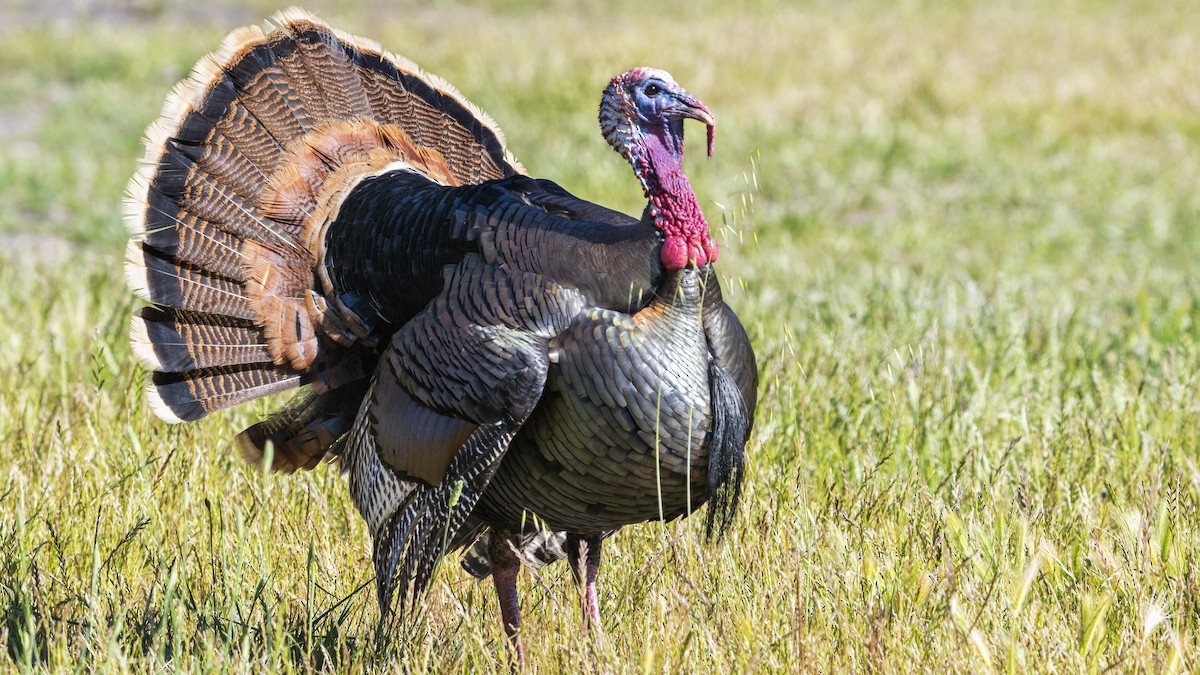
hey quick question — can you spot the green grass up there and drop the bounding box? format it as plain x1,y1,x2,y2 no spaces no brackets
2,0,1199,671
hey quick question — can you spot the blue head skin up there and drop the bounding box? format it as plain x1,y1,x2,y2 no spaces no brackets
598,67,718,270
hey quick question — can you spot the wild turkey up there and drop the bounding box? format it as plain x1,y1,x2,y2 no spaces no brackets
124,7,757,661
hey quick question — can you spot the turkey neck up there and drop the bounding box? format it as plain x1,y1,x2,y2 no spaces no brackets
632,121,716,270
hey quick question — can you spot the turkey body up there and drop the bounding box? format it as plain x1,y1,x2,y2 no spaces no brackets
124,8,757,661
326,170,754,538
479,266,753,534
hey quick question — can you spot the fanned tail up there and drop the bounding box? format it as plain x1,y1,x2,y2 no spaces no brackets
125,8,522,464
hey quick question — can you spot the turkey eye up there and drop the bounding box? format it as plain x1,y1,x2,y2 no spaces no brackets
644,83,661,97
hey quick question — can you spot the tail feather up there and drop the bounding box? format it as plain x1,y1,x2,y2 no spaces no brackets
460,529,567,579
127,244,256,320
238,382,367,473
173,78,288,184
137,217,246,284
132,307,271,372
218,49,311,155
275,19,373,123
159,133,265,205
139,186,266,247
148,365,307,424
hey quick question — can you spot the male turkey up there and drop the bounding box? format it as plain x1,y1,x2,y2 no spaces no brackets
125,7,757,661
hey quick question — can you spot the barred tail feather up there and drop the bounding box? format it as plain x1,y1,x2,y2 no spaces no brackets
237,381,368,473
460,529,567,579
147,366,307,424
131,307,270,372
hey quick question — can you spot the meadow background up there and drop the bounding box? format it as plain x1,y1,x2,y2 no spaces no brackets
2,0,1198,671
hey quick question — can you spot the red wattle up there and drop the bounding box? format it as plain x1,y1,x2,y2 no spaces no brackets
660,237,689,270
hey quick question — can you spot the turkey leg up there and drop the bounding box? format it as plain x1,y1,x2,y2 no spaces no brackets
489,532,524,667
566,534,604,634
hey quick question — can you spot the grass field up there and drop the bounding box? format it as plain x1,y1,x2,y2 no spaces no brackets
2,0,1199,671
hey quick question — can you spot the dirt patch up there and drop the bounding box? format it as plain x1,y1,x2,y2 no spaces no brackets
0,232,77,266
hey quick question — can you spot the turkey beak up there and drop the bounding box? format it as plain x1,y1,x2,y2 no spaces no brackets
672,93,716,157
